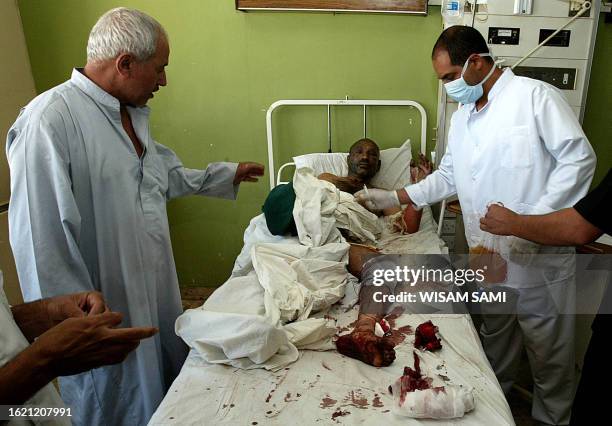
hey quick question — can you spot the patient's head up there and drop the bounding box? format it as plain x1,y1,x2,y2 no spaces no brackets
347,138,381,181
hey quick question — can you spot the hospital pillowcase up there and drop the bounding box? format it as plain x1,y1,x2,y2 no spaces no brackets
292,140,412,191
370,143,413,190
293,152,348,177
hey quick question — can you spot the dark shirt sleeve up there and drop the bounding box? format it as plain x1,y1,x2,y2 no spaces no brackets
574,168,612,235
575,169,612,332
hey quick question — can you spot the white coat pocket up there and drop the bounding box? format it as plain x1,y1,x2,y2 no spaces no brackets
499,126,533,169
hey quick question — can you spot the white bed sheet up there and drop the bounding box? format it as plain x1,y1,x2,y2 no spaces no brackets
150,306,514,425
153,176,513,424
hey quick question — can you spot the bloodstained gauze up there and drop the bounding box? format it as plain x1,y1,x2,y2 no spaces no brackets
397,352,436,404
379,318,390,333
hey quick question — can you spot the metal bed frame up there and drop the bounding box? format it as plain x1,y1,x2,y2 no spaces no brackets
265,98,446,236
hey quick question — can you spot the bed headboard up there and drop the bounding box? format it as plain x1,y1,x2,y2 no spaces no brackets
265,99,428,189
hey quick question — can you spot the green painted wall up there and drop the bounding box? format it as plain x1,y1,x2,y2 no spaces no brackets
16,0,442,287
15,1,611,287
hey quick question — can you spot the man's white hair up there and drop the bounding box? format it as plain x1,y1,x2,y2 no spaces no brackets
87,7,167,63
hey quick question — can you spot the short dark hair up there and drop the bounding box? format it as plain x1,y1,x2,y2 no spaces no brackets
432,25,493,66
349,138,379,154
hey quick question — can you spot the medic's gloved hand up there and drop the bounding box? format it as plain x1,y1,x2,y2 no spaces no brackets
354,188,401,211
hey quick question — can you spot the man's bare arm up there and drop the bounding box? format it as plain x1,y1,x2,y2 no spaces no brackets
480,205,602,246
318,173,365,194
0,343,55,404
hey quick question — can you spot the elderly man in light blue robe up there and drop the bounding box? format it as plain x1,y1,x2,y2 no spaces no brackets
5,7,263,426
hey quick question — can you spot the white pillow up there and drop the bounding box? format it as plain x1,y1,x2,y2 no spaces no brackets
293,152,349,177
371,144,413,190
292,140,412,190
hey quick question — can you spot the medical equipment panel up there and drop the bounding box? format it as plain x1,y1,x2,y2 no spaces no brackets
488,27,521,44
473,15,592,59
539,28,572,46
513,65,576,90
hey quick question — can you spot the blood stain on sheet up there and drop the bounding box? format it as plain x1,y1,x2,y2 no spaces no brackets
386,324,415,346
265,368,291,402
331,409,350,421
372,394,384,408
252,422,258,425
320,395,337,408
321,361,332,371
324,314,337,321
343,390,369,409
438,374,451,382
284,392,298,402
382,410,390,413
266,411,272,415
398,325,413,335
308,375,322,389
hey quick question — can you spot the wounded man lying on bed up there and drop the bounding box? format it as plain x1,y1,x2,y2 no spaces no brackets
319,139,440,367
318,138,432,234
263,148,439,367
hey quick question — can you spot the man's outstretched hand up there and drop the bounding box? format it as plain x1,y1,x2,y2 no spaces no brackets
234,162,264,184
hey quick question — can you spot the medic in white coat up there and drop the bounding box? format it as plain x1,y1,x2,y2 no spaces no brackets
356,26,595,425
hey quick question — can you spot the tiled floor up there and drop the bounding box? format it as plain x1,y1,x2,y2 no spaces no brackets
179,285,536,425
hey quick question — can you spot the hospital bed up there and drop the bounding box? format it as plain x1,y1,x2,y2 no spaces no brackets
149,100,514,425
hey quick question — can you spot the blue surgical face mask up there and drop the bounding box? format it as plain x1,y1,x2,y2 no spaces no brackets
444,53,496,104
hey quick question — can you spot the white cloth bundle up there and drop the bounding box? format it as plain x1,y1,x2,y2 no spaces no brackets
292,167,381,245
390,351,475,419
176,168,363,370
252,242,349,323
391,384,475,419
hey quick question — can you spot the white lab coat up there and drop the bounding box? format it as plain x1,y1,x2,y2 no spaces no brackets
0,271,69,426
6,69,239,426
409,68,596,286
408,68,595,230
405,68,595,425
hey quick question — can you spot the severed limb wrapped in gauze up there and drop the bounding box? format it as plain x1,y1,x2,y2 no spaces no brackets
390,352,475,419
